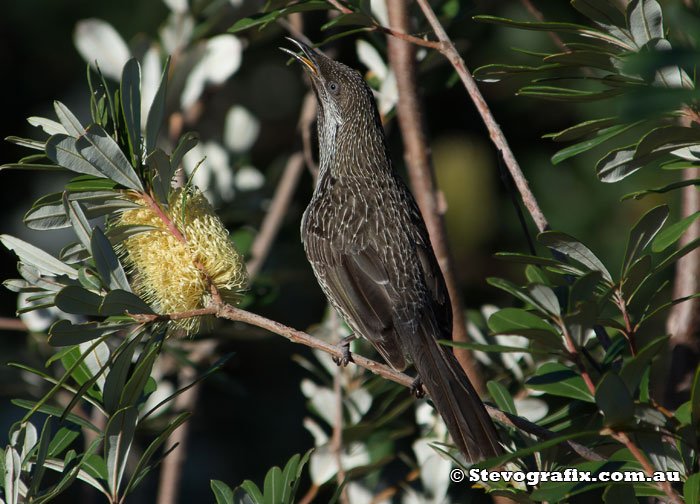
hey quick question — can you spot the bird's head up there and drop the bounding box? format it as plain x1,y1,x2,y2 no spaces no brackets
281,38,378,131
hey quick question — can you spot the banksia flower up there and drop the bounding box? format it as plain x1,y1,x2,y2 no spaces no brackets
117,187,248,335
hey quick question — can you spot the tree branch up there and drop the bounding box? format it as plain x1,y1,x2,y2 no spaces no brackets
132,304,604,463
414,0,549,233
385,0,487,395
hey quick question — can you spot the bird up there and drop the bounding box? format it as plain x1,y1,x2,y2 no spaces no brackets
282,38,502,463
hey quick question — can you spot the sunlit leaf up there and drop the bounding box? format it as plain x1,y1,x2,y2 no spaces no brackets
526,363,595,402
120,58,141,166
104,406,138,498
622,204,668,276
76,124,143,191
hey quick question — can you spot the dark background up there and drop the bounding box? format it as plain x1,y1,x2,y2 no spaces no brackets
0,1,683,502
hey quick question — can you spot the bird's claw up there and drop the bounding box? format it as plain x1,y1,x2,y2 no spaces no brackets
410,376,425,398
332,333,357,367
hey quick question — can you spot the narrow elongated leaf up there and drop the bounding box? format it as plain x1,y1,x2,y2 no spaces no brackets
145,57,170,155
11,399,100,434
7,135,46,150
263,465,284,504
652,211,700,253
46,134,104,177
442,340,549,354
76,124,143,190
529,284,561,315
91,227,130,291
124,412,190,496
103,331,145,414
1,234,78,279
627,0,663,47
26,416,53,500
47,427,81,458
518,86,624,102
54,286,103,316
170,131,199,172
229,1,331,32
622,205,668,275
634,126,700,158
487,381,516,415
653,237,700,273
28,116,68,136
551,122,640,165
526,363,595,402
121,58,141,166
537,231,612,281
544,117,621,142
147,149,172,204
211,480,234,504
104,406,138,498
54,101,85,136
689,363,700,424
119,346,158,408
63,193,92,249
621,177,700,200
5,445,21,504
571,0,626,29
24,202,71,230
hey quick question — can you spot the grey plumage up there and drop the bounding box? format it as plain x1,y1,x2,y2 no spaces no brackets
283,38,501,463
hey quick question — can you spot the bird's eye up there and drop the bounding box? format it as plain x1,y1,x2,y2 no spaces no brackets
329,82,339,94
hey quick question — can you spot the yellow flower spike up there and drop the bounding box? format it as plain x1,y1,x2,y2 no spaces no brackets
117,187,248,335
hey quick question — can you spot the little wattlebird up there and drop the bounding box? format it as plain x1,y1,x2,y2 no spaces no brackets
282,38,502,463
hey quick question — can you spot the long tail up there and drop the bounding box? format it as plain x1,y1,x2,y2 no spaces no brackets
408,321,502,463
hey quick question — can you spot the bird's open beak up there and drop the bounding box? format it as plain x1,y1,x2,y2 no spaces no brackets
280,37,318,76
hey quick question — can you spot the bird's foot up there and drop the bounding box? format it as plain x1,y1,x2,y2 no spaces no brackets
410,376,425,399
332,333,357,367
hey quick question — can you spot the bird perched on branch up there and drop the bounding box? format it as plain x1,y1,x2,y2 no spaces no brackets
282,38,501,463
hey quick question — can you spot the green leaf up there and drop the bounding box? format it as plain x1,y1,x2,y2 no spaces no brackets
49,319,123,346
691,364,700,425
526,363,595,402
147,149,172,205
595,372,634,426
123,411,190,496
26,416,54,500
684,472,700,504
100,289,153,316
1,234,78,279
91,227,130,291
551,122,641,165
54,101,84,137
494,252,585,276
63,193,92,249
76,124,143,191
11,399,100,434
120,58,141,166
621,254,651,302
229,0,331,33
518,85,624,102
571,0,626,30
487,381,516,415
103,331,145,414
487,307,562,348
54,286,103,316
104,406,138,498
170,131,199,173
652,211,700,253
622,178,700,201
627,0,663,47
620,335,669,394
239,480,264,503
653,237,700,274
544,117,621,142
145,57,170,155
538,231,612,282
321,11,375,30
211,480,234,504
622,205,668,276
119,345,158,409
7,135,46,151
29,116,67,136
47,426,81,458
529,284,561,315
46,134,104,178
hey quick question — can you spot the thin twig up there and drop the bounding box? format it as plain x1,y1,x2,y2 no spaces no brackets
156,340,217,504
330,310,349,504
132,304,604,463
414,0,549,233
247,153,305,277
385,0,487,395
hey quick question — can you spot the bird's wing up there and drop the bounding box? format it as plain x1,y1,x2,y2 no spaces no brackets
307,237,407,371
